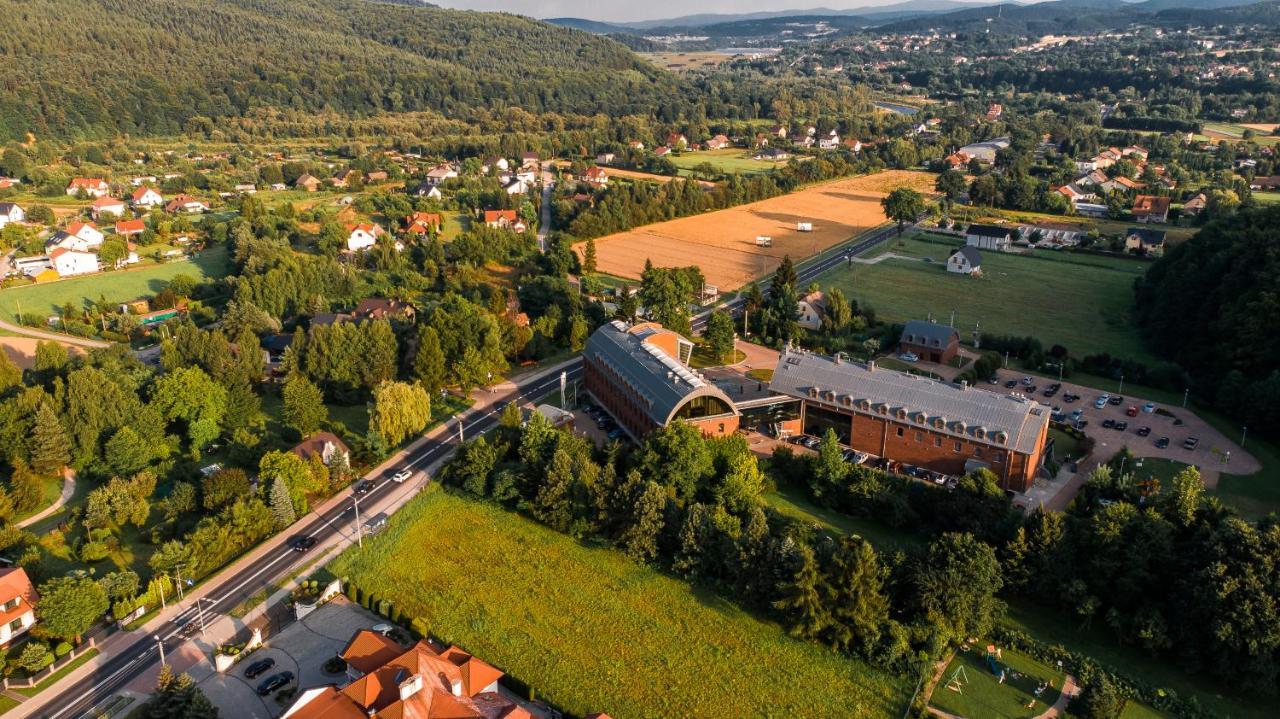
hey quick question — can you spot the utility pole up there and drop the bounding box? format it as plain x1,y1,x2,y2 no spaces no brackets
560,371,567,409
195,597,213,637
155,635,166,667
1118,374,1124,395
457,418,464,443
158,577,166,610
1182,387,1189,408
1241,426,1248,449
352,497,363,549
175,565,185,601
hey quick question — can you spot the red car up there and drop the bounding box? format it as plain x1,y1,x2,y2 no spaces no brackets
1126,405,1139,417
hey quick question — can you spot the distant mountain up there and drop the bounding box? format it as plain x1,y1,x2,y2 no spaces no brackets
550,0,996,32
545,17,635,34
1135,0,1262,10
639,14,872,39
877,0,1280,33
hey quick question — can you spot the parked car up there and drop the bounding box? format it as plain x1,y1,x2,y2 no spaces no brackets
1025,385,1037,394
1021,376,1033,386
898,352,919,362
1109,395,1124,406
606,427,626,442
353,479,375,496
289,535,316,553
1063,393,1080,403
391,468,412,483
1155,436,1171,449
244,658,275,680
1042,388,1057,398
256,671,294,696
1125,406,1138,417
1142,402,1156,413
1048,383,1062,392
1069,409,1084,421
1137,426,1151,437
1115,421,1128,431
1004,380,1018,389
1073,420,1089,430
1094,396,1109,409
987,375,1000,385
1183,437,1201,450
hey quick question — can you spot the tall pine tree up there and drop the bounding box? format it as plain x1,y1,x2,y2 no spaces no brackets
31,404,70,475
269,477,296,529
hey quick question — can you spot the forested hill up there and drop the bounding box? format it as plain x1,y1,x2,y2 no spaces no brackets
0,0,679,141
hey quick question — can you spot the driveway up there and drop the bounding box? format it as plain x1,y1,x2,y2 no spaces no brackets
990,368,1258,488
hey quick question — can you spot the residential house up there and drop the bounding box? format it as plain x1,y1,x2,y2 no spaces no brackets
796,291,826,331
946,246,982,275
345,223,383,252
425,165,457,187
330,170,360,188
67,221,105,248
844,139,864,153
666,132,688,149
582,167,609,186
818,130,841,150
115,219,146,238
1249,175,1280,191
483,210,525,232
483,156,509,173
957,137,1010,164
50,247,100,277
1100,176,1144,194
791,134,815,149
295,174,322,192
1131,195,1171,224
366,171,388,183
769,124,788,138
942,151,971,168
705,134,731,150
0,202,23,230
1122,146,1149,160
627,140,645,151
1125,228,1167,256
290,431,350,468
66,177,110,197
595,152,616,165
0,177,17,190
409,182,443,199
404,212,442,236
130,186,164,209
355,298,415,321
503,178,530,195
755,147,790,161
964,223,1017,252
234,183,258,194
281,629,530,719
1055,184,1094,207
520,152,540,168
0,568,38,646
985,103,1003,121
899,320,960,364
1181,192,1207,216
653,146,672,157
165,195,209,213
90,196,127,219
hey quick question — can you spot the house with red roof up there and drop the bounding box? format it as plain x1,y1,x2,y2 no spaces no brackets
404,212,442,236
280,629,532,719
581,166,608,187
164,195,209,214
66,177,109,197
0,568,38,645
1131,195,1171,224
115,219,146,237
345,222,383,252
290,431,350,468
130,186,164,209
482,209,524,233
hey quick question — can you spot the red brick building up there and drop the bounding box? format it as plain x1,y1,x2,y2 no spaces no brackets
898,320,960,364
769,348,1049,492
583,321,739,440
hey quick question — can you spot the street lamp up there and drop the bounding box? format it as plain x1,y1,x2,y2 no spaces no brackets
352,496,364,549
1241,426,1248,449
1182,387,1189,408
193,597,216,637
1118,373,1125,395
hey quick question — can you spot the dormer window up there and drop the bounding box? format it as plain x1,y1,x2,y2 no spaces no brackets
974,427,986,440
933,417,946,430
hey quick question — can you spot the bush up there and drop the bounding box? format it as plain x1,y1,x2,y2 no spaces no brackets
410,617,428,639
322,656,346,674
17,642,51,673
54,642,72,658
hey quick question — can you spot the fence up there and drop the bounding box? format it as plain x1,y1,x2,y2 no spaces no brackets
3,637,97,690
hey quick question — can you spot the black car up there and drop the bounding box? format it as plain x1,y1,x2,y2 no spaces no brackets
290,535,317,553
1025,385,1037,394
1102,418,1116,429
1115,421,1128,431
1042,388,1057,398
1073,420,1089,430
1109,395,1124,405
256,671,294,696
1183,437,1200,450
606,427,626,441
1063,394,1078,403
988,375,1000,385
353,480,375,496
1136,426,1151,437
1004,380,1018,389
1155,436,1171,449
1048,383,1062,392
244,657,276,679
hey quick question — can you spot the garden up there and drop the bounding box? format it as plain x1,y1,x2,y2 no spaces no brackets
929,643,1066,719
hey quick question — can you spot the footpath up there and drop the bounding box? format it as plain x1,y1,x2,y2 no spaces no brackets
9,357,580,719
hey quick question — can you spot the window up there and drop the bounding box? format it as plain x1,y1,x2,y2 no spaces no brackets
1,598,16,612
8,618,20,632
915,431,924,442
994,454,1004,463
974,448,983,458
954,441,962,453
935,437,942,447
896,427,904,438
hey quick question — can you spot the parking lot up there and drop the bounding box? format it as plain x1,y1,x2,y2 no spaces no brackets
988,368,1259,487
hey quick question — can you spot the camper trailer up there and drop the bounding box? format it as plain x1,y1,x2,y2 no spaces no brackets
797,222,813,232
756,236,773,247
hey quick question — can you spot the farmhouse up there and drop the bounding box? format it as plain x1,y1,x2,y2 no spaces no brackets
290,431,350,468
583,321,739,441
281,629,531,719
49,247,100,277
66,177,110,197
946,246,982,275
90,196,127,219
582,166,609,186
898,320,960,364
796,290,826,331
0,202,23,229
1131,195,1170,224
768,347,1050,492
165,195,209,213
964,223,1017,251
0,568,38,646
130,186,164,208
295,174,322,192
1181,192,1207,216
1125,227,1167,256
345,223,383,252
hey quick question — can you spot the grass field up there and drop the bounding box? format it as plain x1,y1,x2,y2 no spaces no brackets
0,244,232,318
1119,700,1169,719
764,484,925,551
822,233,1156,362
930,645,1065,719
327,488,912,719
584,170,936,291
1253,191,1280,205
959,207,1198,245
669,148,782,176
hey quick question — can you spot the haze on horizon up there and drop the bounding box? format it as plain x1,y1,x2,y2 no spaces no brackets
434,0,991,23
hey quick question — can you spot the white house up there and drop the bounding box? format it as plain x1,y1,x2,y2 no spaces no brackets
947,246,982,275
425,165,457,187
796,291,826,330
964,223,1017,252
90,196,127,220
130,186,164,208
0,568,38,646
818,130,841,150
50,248,100,277
503,178,529,195
66,177,110,197
345,223,382,252
595,152,616,165
0,202,24,230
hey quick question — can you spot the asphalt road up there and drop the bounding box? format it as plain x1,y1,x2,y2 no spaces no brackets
34,217,905,719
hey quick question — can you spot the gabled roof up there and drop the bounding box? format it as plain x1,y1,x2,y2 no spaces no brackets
483,210,517,224
951,246,982,266
900,320,959,349
1126,227,1166,246
965,224,1017,240
92,196,125,208
339,629,402,676
769,348,1049,455
1131,195,1170,216
116,219,146,234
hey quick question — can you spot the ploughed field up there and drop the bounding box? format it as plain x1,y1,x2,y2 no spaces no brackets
584,170,935,291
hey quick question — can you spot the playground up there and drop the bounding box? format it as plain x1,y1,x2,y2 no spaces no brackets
930,643,1070,719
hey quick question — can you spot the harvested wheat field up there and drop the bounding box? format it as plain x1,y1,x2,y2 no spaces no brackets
583,170,935,290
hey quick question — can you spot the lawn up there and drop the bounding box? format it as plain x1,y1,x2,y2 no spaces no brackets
668,148,782,176
823,233,1156,362
764,484,925,551
12,474,64,524
1003,601,1273,719
1047,428,1082,462
14,648,101,697
1119,700,1170,719
0,244,232,318
930,645,1066,719
1252,191,1280,205
327,488,912,719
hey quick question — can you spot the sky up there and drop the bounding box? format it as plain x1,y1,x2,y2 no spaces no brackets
433,0,947,23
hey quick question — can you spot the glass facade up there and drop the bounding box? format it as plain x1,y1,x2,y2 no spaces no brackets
803,404,852,444
738,399,801,434
673,394,734,420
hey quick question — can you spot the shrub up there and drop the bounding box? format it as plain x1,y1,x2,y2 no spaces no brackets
17,642,51,673
54,642,72,658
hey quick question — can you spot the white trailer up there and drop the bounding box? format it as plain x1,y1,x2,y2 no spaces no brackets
797,222,813,232
755,235,773,247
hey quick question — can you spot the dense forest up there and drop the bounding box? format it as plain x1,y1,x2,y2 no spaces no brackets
0,0,686,140
1134,205,1280,437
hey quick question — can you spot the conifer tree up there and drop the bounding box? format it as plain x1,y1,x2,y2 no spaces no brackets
774,543,829,640
31,404,69,475
269,477,295,529
618,481,665,562
412,325,446,395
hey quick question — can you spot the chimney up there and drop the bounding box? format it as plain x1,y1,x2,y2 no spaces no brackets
451,678,463,697
398,673,424,701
